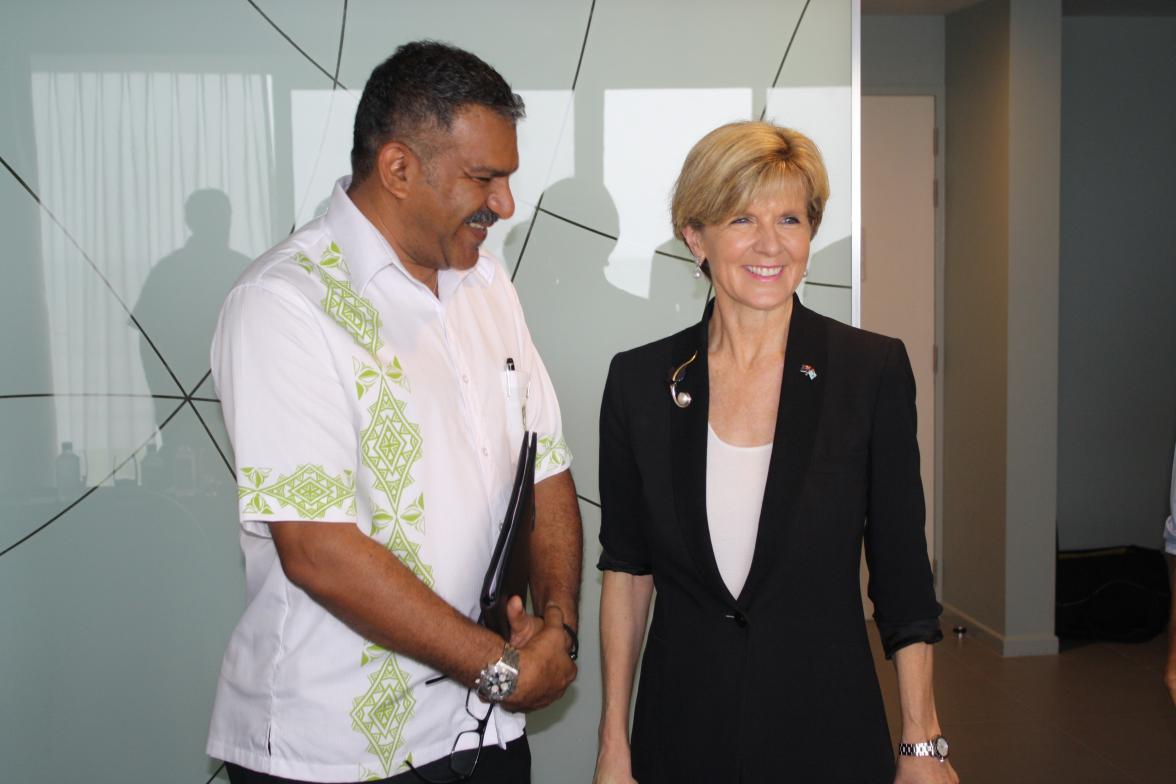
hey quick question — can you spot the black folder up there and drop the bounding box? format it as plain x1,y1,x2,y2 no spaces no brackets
479,431,537,638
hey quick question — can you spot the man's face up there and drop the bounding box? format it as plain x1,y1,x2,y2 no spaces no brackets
396,104,519,281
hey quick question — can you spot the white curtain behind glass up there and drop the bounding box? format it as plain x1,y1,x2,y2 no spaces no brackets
31,71,274,482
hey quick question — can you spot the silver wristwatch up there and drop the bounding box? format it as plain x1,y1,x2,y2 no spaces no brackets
898,734,950,762
475,643,520,703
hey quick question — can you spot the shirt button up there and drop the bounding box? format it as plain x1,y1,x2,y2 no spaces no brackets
462,374,469,383
482,446,489,457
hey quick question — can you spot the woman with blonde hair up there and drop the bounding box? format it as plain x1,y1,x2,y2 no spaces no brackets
593,122,957,783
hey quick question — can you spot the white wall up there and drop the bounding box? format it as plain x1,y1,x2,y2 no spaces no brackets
861,13,947,593
1057,16,1176,552
943,0,1012,643
1004,0,1061,653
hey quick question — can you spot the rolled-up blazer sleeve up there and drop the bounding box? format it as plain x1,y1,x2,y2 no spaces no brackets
864,338,943,658
597,353,653,575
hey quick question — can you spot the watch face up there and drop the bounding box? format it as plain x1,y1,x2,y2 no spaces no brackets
479,664,517,702
934,736,950,757
477,646,520,702
487,673,509,699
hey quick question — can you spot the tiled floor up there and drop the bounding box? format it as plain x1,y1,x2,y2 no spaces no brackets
869,614,1176,783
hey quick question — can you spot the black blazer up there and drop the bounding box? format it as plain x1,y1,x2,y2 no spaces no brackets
598,297,942,784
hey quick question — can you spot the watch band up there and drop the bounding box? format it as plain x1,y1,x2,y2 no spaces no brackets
562,623,579,661
898,734,950,762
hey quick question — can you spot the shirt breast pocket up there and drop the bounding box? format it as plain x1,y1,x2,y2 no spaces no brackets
501,367,531,456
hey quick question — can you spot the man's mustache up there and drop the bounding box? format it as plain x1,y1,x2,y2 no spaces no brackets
464,208,499,227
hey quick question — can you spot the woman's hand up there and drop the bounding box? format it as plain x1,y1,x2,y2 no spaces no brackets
894,756,959,784
593,743,638,784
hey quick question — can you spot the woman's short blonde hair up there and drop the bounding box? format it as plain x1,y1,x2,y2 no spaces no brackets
671,121,830,241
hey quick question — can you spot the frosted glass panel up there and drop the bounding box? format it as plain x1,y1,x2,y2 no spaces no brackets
800,282,853,325
0,1,853,779
251,0,346,79
601,88,751,298
192,399,235,472
0,406,242,783
515,207,710,501
290,88,362,227
765,87,854,267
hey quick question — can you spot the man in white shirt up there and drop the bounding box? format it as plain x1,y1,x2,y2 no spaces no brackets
206,41,581,783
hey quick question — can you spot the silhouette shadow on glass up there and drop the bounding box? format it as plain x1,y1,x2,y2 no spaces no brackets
132,189,250,491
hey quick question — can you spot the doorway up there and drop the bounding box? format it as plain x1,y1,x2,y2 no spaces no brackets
859,94,939,614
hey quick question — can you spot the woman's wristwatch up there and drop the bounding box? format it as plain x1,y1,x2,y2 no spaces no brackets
898,734,950,762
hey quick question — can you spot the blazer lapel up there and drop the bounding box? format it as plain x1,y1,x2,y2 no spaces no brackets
669,300,730,598
738,295,828,605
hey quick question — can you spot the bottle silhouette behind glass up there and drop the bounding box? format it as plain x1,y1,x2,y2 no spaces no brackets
54,441,85,499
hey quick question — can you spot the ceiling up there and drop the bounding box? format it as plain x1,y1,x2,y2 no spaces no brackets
861,0,982,13
862,0,1176,15
1063,0,1176,15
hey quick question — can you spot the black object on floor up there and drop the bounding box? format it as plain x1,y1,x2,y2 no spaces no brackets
1056,544,1171,642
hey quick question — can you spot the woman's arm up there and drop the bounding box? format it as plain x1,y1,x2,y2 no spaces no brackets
893,643,959,784
864,340,943,653
594,570,654,784
860,340,956,781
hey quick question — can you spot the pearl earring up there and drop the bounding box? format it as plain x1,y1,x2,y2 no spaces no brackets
693,257,704,279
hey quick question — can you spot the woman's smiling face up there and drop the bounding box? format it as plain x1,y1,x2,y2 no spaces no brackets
683,179,812,315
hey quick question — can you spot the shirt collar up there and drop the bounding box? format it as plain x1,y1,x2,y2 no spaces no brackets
322,176,496,296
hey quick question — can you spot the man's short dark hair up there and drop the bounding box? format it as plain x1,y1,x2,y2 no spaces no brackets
350,40,525,182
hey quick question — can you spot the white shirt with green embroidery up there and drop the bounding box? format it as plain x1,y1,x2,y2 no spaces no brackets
205,179,572,782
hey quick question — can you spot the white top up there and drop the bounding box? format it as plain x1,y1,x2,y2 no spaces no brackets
706,424,772,598
1165,442,1176,556
205,179,571,782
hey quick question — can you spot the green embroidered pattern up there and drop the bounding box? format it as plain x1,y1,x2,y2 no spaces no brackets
320,241,351,276
321,274,383,357
361,380,423,513
237,465,355,518
360,640,387,667
350,360,431,775
354,356,409,400
367,505,432,586
386,519,433,587
535,435,572,473
296,245,383,357
369,507,396,536
294,251,315,275
400,493,425,533
293,241,436,775
350,651,416,775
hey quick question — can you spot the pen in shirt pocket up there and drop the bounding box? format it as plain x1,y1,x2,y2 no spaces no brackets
505,357,518,399
504,357,527,433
